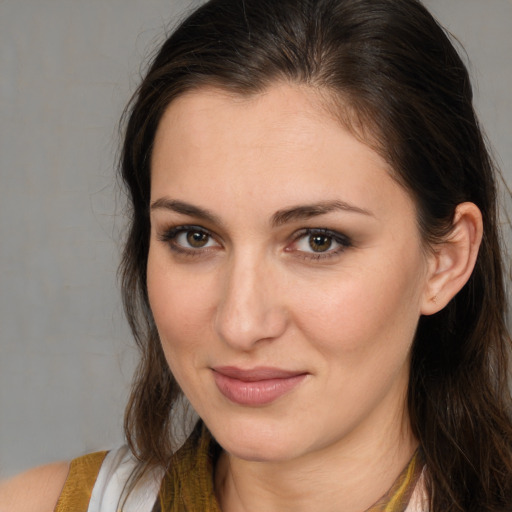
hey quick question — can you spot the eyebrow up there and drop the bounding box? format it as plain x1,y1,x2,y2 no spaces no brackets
150,197,373,227
271,200,374,227
150,198,223,226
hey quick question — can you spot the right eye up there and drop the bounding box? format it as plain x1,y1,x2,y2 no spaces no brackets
177,229,214,248
158,226,221,254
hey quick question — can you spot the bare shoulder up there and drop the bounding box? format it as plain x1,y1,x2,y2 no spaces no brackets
0,461,69,512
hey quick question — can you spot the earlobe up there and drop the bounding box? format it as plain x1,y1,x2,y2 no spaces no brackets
421,202,483,316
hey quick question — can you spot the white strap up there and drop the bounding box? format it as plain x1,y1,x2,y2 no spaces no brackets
404,468,429,512
87,446,164,512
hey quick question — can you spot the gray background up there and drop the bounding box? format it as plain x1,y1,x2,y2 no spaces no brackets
0,0,510,478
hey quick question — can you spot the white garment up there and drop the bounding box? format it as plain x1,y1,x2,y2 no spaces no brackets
87,446,164,512
404,469,429,512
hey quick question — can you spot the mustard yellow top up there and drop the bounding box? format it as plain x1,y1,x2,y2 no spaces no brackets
54,450,108,512
55,423,424,512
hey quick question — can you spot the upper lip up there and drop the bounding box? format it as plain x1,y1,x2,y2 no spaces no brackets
212,366,307,382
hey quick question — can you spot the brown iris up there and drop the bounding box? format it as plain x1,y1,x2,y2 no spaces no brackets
309,234,332,252
187,230,209,248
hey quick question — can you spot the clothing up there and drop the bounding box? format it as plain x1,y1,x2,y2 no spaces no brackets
54,423,428,512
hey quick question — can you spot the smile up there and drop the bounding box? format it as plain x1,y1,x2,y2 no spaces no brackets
212,366,308,406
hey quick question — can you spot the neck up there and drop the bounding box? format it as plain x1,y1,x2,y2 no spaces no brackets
215,411,418,512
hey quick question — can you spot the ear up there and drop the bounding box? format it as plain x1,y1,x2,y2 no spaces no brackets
421,202,483,316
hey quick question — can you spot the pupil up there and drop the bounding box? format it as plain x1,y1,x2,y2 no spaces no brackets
187,231,208,247
310,235,332,252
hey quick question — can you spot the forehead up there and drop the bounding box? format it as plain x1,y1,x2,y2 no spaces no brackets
154,84,339,159
150,84,414,224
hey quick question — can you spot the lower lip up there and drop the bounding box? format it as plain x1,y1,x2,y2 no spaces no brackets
213,371,307,406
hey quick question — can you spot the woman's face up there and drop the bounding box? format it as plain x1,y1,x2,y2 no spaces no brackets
147,84,433,462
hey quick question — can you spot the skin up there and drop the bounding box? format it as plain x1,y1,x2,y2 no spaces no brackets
0,462,69,512
0,83,482,512
146,83,480,512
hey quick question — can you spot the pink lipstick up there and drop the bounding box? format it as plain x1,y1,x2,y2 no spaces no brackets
212,366,307,406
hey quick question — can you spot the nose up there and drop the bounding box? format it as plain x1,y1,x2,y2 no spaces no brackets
214,253,288,351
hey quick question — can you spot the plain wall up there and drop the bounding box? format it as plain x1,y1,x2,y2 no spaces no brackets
0,0,511,478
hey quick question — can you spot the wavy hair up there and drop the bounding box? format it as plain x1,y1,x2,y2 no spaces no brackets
119,1,512,509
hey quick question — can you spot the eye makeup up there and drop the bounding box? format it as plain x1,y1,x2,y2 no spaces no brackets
157,223,352,262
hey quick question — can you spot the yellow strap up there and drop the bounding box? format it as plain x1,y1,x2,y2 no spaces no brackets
367,449,425,512
54,451,108,512
159,423,221,512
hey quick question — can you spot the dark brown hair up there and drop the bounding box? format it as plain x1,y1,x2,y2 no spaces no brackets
119,0,512,509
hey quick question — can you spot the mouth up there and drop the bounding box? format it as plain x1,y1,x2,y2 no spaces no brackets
212,366,308,406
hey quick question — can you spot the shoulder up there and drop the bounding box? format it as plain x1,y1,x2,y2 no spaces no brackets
0,461,70,512
0,450,109,512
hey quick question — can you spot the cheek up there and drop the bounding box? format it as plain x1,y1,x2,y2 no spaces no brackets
291,252,425,359
146,249,211,364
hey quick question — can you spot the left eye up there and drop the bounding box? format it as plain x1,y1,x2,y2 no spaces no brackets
305,234,333,252
293,230,350,254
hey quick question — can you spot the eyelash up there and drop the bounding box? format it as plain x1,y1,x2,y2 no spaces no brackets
157,225,352,260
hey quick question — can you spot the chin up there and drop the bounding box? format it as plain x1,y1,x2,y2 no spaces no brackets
208,416,310,463
222,439,299,463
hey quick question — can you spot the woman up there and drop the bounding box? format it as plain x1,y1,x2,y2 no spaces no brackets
2,0,511,510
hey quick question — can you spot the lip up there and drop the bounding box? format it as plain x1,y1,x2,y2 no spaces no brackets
212,366,308,406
